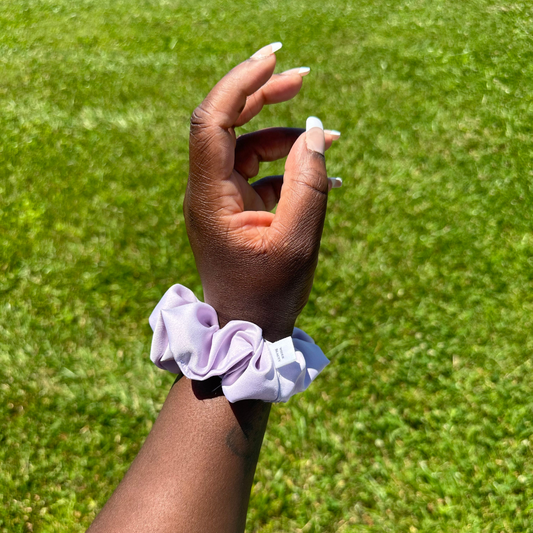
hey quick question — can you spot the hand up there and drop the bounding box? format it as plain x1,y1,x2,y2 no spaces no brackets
185,43,339,341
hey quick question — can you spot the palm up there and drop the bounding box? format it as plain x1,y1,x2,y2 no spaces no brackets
231,169,269,212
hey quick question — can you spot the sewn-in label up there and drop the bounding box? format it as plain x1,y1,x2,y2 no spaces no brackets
268,337,297,368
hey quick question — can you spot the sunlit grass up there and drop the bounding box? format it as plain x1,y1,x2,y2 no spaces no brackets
2,0,533,531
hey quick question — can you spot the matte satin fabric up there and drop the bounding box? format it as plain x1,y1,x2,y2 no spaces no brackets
149,285,330,403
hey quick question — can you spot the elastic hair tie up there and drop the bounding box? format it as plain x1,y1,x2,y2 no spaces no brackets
149,285,330,403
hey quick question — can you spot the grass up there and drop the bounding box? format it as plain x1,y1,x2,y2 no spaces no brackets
2,0,533,531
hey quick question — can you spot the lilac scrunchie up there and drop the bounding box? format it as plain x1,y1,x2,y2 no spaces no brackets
149,284,330,403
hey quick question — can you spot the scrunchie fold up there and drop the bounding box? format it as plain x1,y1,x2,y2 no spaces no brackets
149,284,330,403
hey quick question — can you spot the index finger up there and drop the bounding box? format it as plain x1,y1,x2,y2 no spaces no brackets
188,43,282,188
192,42,281,130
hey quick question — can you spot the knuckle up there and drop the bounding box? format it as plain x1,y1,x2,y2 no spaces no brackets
190,101,217,133
190,105,208,132
297,166,328,195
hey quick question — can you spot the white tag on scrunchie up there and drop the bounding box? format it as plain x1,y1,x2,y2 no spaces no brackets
267,337,297,369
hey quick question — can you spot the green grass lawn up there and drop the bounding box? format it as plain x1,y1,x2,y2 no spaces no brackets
2,0,533,531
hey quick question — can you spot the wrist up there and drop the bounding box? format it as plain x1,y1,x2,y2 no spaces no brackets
149,284,329,403
210,306,296,343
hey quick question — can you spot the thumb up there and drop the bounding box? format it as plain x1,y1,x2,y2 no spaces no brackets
271,117,328,253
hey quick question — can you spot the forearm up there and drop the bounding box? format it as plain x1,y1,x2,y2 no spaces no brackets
88,376,270,533
88,42,332,532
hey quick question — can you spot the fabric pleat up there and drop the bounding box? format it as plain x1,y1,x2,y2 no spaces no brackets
149,285,330,403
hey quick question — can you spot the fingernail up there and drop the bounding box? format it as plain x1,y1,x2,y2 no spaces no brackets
328,177,343,189
281,67,311,77
325,129,341,140
251,42,283,60
306,116,325,154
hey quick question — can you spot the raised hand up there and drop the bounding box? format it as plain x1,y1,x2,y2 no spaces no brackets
185,42,340,340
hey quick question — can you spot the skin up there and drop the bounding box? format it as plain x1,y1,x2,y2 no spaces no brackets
88,377,270,533
186,48,333,340
88,44,334,533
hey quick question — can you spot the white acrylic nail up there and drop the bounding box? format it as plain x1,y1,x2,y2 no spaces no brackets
251,42,283,60
325,129,341,138
306,116,325,154
306,116,323,132
280,67,311,77
328,177,343,188
270,42,283,53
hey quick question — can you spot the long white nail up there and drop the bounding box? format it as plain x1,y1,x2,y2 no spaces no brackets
251,42,283,60
306,116,323,131
328,177,343,189
281,67,311,77
325,129,341,140
306,116,325,154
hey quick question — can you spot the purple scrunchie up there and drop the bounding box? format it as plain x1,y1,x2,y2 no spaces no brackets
149,284,330,403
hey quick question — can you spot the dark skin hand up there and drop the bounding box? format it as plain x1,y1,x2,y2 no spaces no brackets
186,44,334,341
87,43,336,533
